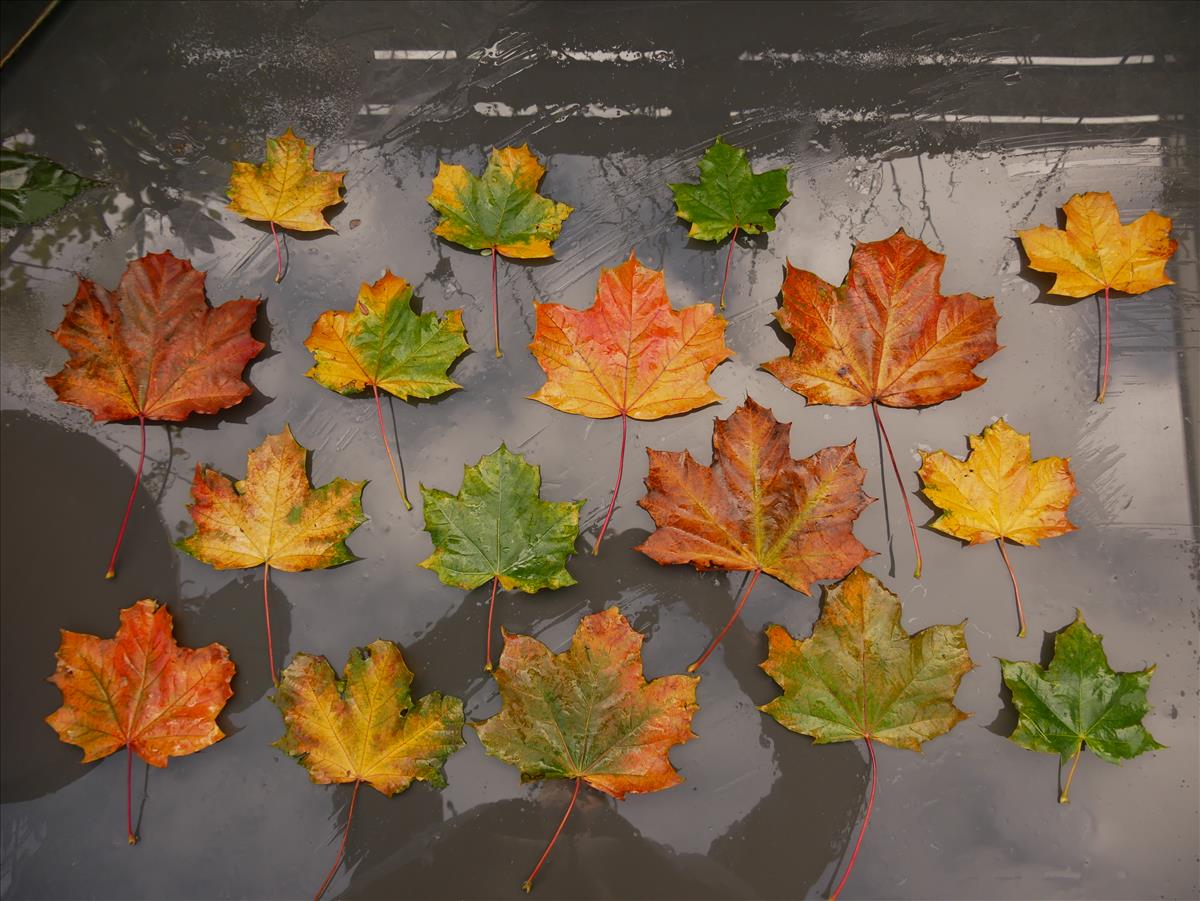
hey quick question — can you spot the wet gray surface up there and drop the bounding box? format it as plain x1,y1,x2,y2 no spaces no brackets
1,2,1198,899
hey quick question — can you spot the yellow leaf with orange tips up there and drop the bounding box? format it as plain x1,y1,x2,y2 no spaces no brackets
227,129,345,232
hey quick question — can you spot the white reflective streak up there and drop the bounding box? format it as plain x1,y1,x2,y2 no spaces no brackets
373,49,457,60
729,108,1171,125
471,102,671,118
738,50,1175,66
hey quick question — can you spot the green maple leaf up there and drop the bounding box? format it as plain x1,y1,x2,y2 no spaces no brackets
419,445,584,668
669,137,791,243
1000,610,1164,803
1,149,100,228
303,270,469,511
760,567,973,750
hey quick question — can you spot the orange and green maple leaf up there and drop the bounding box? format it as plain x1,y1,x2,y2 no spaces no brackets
475,607,697,891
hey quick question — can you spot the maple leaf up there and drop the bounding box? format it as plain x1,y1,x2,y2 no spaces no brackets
227,129,346,282
760,567,972,898
176,426,366,681
0,148,99,227
274,640,465,899
1000,610,1163,804
419,444,583,669
427,144,572,356
636,397,873,671
45,251,263,580
474,607,698,891
46,599,235,844
305,270,469,511
669,137,791,308
1017,191,1177,402
919,419,1078,637
529,251,732,554
763,229,1000,578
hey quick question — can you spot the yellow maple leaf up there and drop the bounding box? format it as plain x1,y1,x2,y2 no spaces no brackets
1017,191,1176,401
228,129,346,282
918,419,1078,637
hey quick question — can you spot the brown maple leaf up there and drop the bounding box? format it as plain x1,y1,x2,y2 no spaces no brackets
636,397,873,670
46,251,263,580
46,599,235,845
763,229,1000,578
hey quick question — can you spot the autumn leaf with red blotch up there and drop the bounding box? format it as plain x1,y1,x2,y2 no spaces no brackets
636,397,873,671
763,229,1000,578
529,251,732,554
475,608,698,892
46,599,235,845
45,251,263,580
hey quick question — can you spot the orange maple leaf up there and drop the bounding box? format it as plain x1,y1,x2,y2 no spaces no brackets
763,229,1000,578
1017,191,1177,402
637,397,874,670
46,599,235,845
529,251,732,553
227,129,346,282
45,251,263,580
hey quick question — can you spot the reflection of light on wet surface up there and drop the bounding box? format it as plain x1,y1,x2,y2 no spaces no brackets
739,50,1178,66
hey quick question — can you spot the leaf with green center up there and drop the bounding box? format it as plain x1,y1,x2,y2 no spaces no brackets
419,444,583,670
427,144,572,355
305,270,469,510
474,607,698,891
0,148,100,227
1000,610,1163,804
669,138,791,307
274,640,464,899
759,567,972,898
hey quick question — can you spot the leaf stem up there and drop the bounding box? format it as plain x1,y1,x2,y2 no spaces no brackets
126,743,137,845
871,401,922,579
592,411,627,555
1060,742,1083,804
263,562,277,686
313,778,361,901
271,220,284,284
485,575,499,672
830,737,877,901
688,568,762,673
1097,286,1111,403
719,225,739,309
522,777,581,893
372,384,411,510
491,247,501,358
997,539,1026,638
106,414,146,579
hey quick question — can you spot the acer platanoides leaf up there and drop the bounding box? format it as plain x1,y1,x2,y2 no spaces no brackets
636,397,873,670
46,599,235,844
419,444,583,669
529,250,732,553
919,419,1078,637
176,426,366,680
305,270,469,510
275,640,465,898
474,607,698,891
1000,610,1163,803
762,229,1000,578
1017,191,1177,402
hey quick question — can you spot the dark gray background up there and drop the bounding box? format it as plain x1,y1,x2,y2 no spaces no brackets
1,2,1197,899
